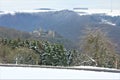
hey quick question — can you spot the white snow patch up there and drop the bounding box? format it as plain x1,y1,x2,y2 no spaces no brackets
72,66,119,71
0,11,16,16
100,19,116,26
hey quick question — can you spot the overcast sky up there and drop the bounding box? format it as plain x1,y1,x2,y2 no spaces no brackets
0,0,120,11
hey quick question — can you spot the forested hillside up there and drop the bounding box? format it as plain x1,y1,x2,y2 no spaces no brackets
0,26,32,39
0,26,76,50
0,29,120,69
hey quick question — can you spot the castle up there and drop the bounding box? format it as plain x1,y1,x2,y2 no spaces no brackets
32,28,55,38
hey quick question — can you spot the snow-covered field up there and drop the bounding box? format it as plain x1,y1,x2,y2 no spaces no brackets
0,65,120,79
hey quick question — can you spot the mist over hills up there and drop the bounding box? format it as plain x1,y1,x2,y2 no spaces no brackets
0,10,120,52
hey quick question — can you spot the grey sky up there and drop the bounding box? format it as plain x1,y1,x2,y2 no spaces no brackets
0,0,120,11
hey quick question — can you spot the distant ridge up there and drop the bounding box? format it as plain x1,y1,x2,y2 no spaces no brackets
73,8,88,10
35,8,54,10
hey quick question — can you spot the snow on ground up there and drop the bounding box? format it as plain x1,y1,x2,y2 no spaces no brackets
100,19,116,26
0,66,120,79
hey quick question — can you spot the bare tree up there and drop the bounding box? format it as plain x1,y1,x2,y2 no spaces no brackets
80,28,118,68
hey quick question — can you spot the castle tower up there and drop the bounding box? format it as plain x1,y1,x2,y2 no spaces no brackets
48,30,55,38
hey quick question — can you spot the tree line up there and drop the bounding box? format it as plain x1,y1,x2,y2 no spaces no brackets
0,30,120,69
